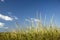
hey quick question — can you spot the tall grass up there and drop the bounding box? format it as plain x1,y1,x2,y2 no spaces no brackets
0,13,60,40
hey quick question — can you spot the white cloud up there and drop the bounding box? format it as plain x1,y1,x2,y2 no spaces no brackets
8,12,18,20
25,18,40,22
30,18,40,22
25,19,31,22
0,22,4,27
1,0,4,2
14,16,18,20
33,18,40,22
0,14,13,21
0,22,8,29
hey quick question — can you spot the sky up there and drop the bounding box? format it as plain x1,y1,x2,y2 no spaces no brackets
0,0,60,31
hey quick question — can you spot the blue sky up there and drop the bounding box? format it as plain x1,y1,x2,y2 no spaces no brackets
0,0,60,31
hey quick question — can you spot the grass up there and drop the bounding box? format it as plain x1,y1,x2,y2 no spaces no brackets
0,27,60,40
0,13,60,40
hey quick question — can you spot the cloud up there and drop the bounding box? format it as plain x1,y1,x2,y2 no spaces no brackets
25,18,40,22
33,18,40,22
14,16,18,20
31,18,40,22
8,12,18,20
0,22,4,27
1,0,4,2
0,22,8,29
0,14,13,21
25,19,31,22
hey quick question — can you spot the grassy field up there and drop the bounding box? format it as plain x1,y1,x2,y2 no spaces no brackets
0,26,60,40
0,22,60,40
0,15,60,40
